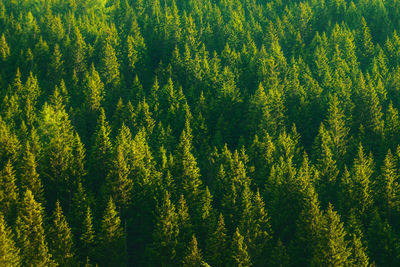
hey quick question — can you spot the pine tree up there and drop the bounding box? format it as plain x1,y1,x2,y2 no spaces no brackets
0,160,18,219
291,185,323,267
315,124,340,208
359,17,375,67
0,34,10,61
206,213,228,267
126,20,146,72
198,187,215,245
102,40,120,87
348,234,369,267
48,201,75,266
269,239,290,267
0,115,20,166
247,189,273,266
85,64,104,112
19,142,44,204
39,87,76,209
105,144,133,212
0,213,21,267
231,228,252,267
89,108,113,193
375,150,400,219
349,144,374,215
385,102,400,149
150,191,179,266
174,126,202,210
311,203,351,266
367,211,398,266
176,194,193,262
15,190,54,266
80,206,96,263
98,198,127,266
325,95,349,165
182,235,206,266
48,44,64,85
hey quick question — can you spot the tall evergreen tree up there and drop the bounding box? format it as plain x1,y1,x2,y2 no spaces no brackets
0,213,21,267
98,198,127,266
0,160,18,219
150,191,179,266
182,235,206,267
311,204,351,266
15,190,54,266
231,227,252,267
206,213,228,267
48,201,75,266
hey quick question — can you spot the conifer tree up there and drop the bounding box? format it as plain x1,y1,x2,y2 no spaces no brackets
174,125,203,210
19,142,44,203
315,124,340,207
291,185,323,267
150,191,179,266
0,160,18,219
176,194,193,261
311,203,351,266
348,234,369,267
105,144,133,212
85,64,104,112
0,213,21,267
0,34,10,61
98,198,127,266
80,206,96,263
89,108,113,193
48,201,75,266
385,102,400,149
325,95,349,165
367,211,398,266
269,239,290,267
15,190,54,266
206,213,228,267
48,44,64,85
102,40,120,87
182,235,205,267
359,17,375,67
198,187,215,244
349,144,374,216
375,150,400,219
231,227,252,267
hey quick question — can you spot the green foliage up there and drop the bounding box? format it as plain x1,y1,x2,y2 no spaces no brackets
48,201,75,266
0,213,21,267
15,190,54,266
2,0,400,265
98,198,126,266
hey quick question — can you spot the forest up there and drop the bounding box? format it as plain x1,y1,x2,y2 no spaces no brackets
2,0,400,266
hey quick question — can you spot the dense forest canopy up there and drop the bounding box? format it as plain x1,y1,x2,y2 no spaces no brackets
2,0,400,266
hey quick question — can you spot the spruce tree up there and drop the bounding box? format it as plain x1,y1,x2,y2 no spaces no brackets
231,227,252,267
84,64,104,112
182,235,206,267
375,150,400,219
206,213,228,267
0,34,10,61
98,198,127,266
0,160,18,219
174,126,203,210
80,206,96,263
348,234,369,267
150,191,179,266
311,204,351,266
15,190,54,266
0,213,21,267
19,142,44,204
48,201,75,266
